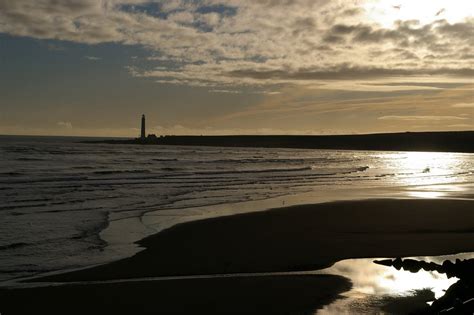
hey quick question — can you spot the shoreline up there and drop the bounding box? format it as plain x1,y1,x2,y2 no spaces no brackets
35,198,474,283
98,185,395,267
97,182,474,278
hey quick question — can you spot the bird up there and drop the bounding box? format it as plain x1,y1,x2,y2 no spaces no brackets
392,5,401,10
435,8,445,16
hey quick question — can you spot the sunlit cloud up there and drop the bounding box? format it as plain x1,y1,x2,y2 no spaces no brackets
84,56,101,61
452,102,474,108
0,0,472,135
0,0,472,90
151,124,323,136
57,121,73,129
378,115,468,121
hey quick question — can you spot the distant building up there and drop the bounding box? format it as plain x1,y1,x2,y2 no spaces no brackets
137,115,160,144
141,114,146,139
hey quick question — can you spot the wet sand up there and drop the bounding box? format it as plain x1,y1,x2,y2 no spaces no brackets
37,198,474,282
2,198,474,314
0,275,350,315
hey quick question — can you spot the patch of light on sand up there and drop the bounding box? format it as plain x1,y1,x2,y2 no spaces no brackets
407,183,474,200
407,191,446,198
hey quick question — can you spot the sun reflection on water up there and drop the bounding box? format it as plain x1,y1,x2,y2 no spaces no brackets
374,265,455,299
316,253,474,314
319,257,457,299
377,151,471,188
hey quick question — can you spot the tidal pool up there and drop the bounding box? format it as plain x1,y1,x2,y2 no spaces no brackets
316,252,474,314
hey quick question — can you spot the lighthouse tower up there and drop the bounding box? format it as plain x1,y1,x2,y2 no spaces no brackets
141,114,146,139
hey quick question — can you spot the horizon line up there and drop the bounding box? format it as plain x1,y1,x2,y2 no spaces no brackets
1,130,474,139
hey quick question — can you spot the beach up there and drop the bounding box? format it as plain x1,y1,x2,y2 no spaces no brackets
1,138,474,314
2,198,473,314
37,198,474,282
0,275,351,315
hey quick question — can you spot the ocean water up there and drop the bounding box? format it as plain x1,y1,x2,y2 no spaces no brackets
0,135,473,282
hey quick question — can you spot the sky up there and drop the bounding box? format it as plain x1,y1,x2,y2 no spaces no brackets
0,0,473,136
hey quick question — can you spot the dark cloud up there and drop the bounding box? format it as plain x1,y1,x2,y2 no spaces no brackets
326,23,404,43
325,19,473,47
393,49,419,60
371,82,464,89
227,65,474,81
330,24,359,35
353,27,403,43
341,8,363,17
460,54,474,60
251,0,330,8
435,19,474,41
292,17,316,31
323,34,345,44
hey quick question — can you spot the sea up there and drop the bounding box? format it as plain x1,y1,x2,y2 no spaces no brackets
1,135,473,283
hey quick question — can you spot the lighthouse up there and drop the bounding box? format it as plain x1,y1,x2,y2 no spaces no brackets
141,114,146,139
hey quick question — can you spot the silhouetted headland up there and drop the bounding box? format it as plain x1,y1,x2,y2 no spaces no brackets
83,131,474,153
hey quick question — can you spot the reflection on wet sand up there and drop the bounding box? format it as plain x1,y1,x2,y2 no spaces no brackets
316,253,474,314
405,183,474,200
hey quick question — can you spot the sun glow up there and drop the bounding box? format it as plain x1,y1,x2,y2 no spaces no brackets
317,254,474,314
377,151,465,188
376,267,457,299
320,258,459,299
364,0,473,28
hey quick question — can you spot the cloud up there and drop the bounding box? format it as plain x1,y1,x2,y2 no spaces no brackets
46,43,66,51
0,0,472,90
448,124,472,128
57,121,73,128
209,89,241,94
84,56,101,61
452,103,474,108
324,19,473,51
209,89,281,94
378,115,468,121
150,124,324,136
226,65,474,81
341,8,363,17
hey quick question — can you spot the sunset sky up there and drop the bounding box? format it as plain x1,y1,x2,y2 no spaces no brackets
0,0,472,136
